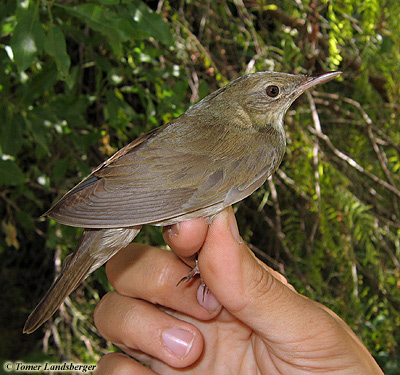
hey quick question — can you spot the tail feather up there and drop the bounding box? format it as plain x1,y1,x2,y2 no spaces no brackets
24,227,140,334
23,250,95,334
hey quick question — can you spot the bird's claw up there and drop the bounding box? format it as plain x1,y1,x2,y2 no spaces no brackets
177,259,201,286
177,259,210,301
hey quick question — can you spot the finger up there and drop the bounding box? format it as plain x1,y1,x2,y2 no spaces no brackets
163,217,209,258
199,207,332,341
106,244,221,318
252,251,297,293
200,208,384,373
162,218,222,313
94,353,155,375
94,292,203,369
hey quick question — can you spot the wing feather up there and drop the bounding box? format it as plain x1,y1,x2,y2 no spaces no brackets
46,117,285,228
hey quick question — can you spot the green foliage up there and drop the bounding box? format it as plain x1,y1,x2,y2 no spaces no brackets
45,25,70,78
10,3,45,71
0,160,25,185
0,0,399,372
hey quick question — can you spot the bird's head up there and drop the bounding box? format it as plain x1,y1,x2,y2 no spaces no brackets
199,71,341,133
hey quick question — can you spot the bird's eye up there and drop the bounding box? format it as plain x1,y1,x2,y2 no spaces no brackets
266,85,280,98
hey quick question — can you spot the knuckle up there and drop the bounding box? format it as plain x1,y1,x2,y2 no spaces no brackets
246,265,286,307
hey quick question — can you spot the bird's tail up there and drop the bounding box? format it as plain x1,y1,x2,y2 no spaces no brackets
23,226,140,334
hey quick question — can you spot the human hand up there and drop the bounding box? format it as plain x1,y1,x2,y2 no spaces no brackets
93,207,383,374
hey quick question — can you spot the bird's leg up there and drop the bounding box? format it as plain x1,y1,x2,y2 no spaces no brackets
177,215,216,294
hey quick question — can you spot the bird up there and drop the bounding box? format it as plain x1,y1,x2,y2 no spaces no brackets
23,70,341,334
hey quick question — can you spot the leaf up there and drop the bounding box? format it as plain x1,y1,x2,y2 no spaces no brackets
28,117,50,154
10,6,45,71
99,0,120,4
0,112,23,156
58,3,135,57
128,0,173,46
15,63,59,106
380,36,394,53
16,211,34,229
0,159,25,186
1,220,20,249
45,25,71,77
52,158,68,181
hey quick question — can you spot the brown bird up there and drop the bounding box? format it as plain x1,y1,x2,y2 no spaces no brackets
24,70,341,334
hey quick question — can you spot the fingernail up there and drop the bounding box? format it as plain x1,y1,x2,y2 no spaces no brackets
227,209,242,243
197,284,221,312
167,222,179,237
162,328,194,358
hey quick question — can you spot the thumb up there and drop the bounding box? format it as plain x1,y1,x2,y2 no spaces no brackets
199,207,312,339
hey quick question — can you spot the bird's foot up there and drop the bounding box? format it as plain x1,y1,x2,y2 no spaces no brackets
177,258,200,285
177,259,210,300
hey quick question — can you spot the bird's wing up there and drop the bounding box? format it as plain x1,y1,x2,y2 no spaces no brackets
46,119,284,228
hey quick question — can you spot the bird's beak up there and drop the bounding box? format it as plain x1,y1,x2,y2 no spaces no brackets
298,71,342,93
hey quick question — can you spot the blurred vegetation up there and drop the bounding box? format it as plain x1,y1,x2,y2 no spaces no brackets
0,0,399,372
